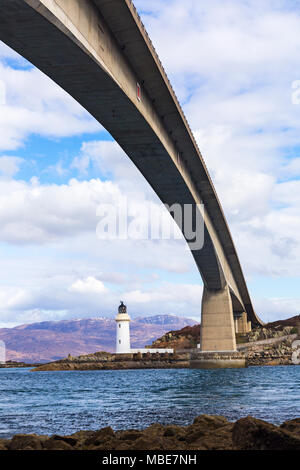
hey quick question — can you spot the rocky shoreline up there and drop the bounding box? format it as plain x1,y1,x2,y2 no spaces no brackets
243,334,298,366
31,351,190,371
1,415,300,450
30,332,299,371
0,361,41,369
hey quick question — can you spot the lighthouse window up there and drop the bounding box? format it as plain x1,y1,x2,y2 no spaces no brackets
119,340,121,344
119,324,121,328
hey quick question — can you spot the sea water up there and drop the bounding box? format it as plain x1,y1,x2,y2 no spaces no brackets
0,366,299,438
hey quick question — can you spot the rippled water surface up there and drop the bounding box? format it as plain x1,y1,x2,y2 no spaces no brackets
0,366,299,438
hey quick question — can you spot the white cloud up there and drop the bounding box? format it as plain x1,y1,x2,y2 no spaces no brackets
0,176,123,244
124,283,203,311
71,140,154,197
0,61,100,150
0,156,24,178
69,276,107,295
0,274,203,328
0,287,31,310
255,296,300,323
124,290,151,304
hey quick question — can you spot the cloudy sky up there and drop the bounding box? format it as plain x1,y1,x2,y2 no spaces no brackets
0,0,300,327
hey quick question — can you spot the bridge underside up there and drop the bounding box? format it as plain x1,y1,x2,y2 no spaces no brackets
0,0,263,356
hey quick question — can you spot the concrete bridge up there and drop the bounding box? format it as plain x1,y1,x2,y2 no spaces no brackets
0,0,263,357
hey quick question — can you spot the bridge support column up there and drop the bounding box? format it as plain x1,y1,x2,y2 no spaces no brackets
235,312,252,335
200,285,236,352
190,285,246,369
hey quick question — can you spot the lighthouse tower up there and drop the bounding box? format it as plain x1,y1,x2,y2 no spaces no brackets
115,301,131,354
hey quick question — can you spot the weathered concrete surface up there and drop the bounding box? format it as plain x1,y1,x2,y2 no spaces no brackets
190,358,246,369
235,312,252,334
190,351,246,369
200,285,237,352
0,0,263,352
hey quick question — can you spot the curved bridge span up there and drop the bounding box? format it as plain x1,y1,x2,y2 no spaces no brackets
0,0,263,352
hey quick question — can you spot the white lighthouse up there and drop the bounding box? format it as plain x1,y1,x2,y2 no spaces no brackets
115,301,131,354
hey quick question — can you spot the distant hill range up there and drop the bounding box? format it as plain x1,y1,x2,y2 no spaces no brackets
0,315,197,363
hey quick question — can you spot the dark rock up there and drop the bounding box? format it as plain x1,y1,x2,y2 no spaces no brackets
111,441,131,450
90,439,119,450
84,427,115,447
130,437,164,450
0,440,8,450
232,416,300,450
5,414,300,451
143,423,165,438
119,430,143,441
185,415,229,443
51,434,78,447
163,425,185,438
194,424,234,450
280,418,300,437
7,434,44,450
43,438,73,450
69,430,95,445
193,414,229,429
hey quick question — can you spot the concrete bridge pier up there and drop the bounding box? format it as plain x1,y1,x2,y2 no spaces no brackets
190,285,246,369
200,285,236,352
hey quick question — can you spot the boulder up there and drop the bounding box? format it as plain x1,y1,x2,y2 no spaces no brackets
195,424,234,450
0,440,8,450
185,415,229,443
129,436,165,450
43,438,74,450
69,429,95,442
143,423,165,438
7,434,44,450
118,430,143,441
193,414,229,429
280,418,300,437
163,425,186,440
183,415,232,449
84,426,115,448
50,434,78,447
232,416,300,450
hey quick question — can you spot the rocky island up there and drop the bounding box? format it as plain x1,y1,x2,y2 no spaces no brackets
32,351,190,371
32,315,300,371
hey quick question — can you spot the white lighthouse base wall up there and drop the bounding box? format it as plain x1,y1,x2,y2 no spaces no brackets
115,348,174,355
116,320,131,354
